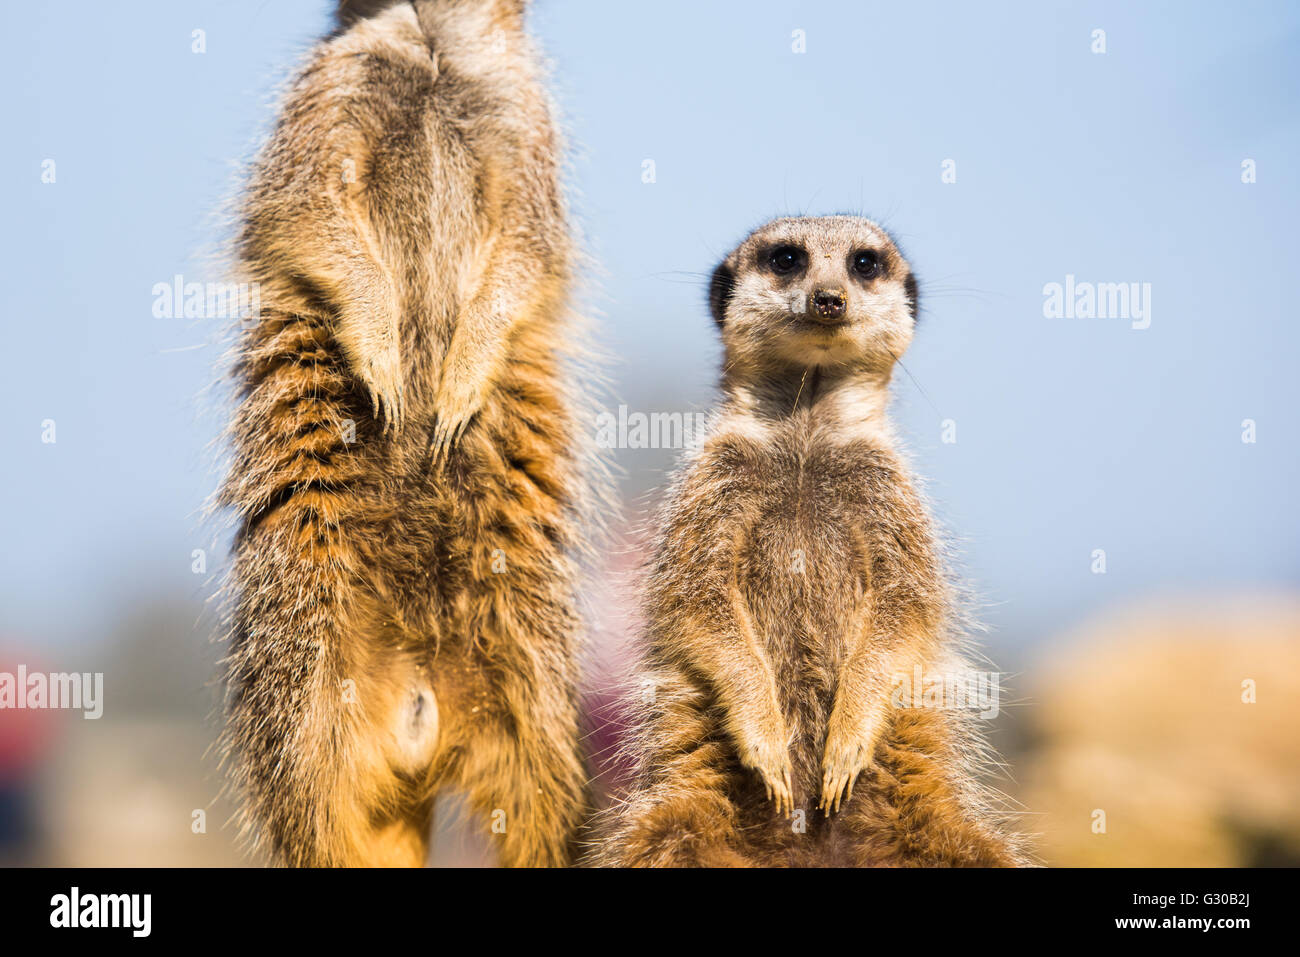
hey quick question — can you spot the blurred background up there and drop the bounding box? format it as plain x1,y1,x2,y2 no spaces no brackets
1,0,1297,866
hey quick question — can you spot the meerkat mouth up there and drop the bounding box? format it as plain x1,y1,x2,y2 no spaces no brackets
796,316,852,332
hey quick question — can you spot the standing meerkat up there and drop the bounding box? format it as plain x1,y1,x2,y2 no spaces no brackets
219,0,603,867
588,216,1027,867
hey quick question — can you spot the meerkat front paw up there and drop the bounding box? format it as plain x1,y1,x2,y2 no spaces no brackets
334,285,404,435
735,719,794,817
819,714,879,815
359,341,405,434
427,369,484,462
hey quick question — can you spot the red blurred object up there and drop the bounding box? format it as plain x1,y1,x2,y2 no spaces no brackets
0,650,59,784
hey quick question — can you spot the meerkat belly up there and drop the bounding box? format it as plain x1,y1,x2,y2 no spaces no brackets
740,495,862,737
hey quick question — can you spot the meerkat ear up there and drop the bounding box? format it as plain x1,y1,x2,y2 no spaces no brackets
708,261,736,328
335,0,397,28
904,271,919,322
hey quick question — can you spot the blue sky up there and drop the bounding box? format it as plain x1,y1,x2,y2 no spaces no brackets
2,0,1297,651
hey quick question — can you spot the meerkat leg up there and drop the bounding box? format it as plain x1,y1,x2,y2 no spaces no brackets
445,555,588,865
589,685,755,868
712,586,795,816
839,709,1026,867
428,153,565,457
243,82,406,432
820,628,896,815
223,308,437,866
225,552,440,866
822,522,941,816
420,366,591,866
595,772,753,867
647,496,794,816
309,216,405,432
452,654,588,867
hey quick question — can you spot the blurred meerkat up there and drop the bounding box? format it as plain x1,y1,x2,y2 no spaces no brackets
588,216,1026,867
219,0,603,867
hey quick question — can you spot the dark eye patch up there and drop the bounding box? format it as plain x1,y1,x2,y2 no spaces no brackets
849,249,884,280
765,244,807,276
708,261,735,328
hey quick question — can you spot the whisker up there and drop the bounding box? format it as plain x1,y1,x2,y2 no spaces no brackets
887,347,944,418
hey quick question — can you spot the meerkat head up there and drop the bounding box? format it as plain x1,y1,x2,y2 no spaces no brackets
708,216,919,375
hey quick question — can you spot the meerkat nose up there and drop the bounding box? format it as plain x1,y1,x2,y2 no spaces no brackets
811,288,847,320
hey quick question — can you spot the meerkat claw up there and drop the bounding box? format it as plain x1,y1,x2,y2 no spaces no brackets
758,764,793,818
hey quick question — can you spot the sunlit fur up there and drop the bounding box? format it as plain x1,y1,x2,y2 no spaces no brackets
588,216,1028,867
217,0,606,867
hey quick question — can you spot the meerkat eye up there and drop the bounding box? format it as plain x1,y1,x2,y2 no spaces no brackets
851,249,882,280
767,245,807,276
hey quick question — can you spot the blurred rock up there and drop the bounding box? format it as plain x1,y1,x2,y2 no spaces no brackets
1016,594,1300,866
42,717,255,867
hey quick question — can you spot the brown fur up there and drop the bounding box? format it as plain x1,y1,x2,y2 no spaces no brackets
588,216,1027,867
217,0,602,867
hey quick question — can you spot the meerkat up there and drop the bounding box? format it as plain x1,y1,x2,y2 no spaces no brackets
587,216,1027,867
218,0,603,867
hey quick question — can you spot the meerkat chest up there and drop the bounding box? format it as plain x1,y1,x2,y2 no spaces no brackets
735,445,871,664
